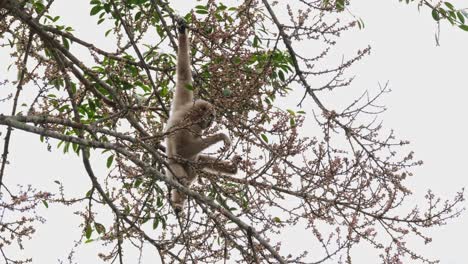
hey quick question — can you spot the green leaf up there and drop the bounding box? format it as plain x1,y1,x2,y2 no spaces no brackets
106,155,114,168
62,37,69,50
241,196,248,209
222,88,232,97
94,223,106,234
278,70,285,82
123,205,130,215
439,8,447,18
261,134,269,143
72,143,79,153
357,18,365,29
34,2,45,14
135,11,142,21
140,216,150,224
289,118,296,126
253,35,259,48
152,12,160,23
134,178,142,188
85,224,93,239
63,142,70,153
432,9,440,21
444,2,454,10
156,25,164,38
103,3,110,12
214,13,223,21
185,83,194,91
195,10,209,14
459,25,468,31
336,0,345,11
88,99,96,112
218,3,227,11
233,56,241,64
448,10,457,20
160,86,168,96
152,217,159,229
457,11,465,24
90,5,102,16
42,200,49,208
157,196,163,207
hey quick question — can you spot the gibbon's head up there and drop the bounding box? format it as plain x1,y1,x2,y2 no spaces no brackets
189,100,216,129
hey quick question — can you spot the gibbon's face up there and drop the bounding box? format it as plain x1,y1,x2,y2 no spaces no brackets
199,108,215,129
189,100,216,129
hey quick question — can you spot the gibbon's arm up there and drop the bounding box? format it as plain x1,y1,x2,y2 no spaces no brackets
173,19,193,110
181,133,230,157
197,155,240,175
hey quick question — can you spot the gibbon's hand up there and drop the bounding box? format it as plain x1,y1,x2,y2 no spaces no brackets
218,133,231,150
176,16,187,34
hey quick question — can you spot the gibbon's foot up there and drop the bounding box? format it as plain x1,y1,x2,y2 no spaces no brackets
174,206,182,215
176,17,187,34
175,208,186,222
231,155,242,165
174,206,187,219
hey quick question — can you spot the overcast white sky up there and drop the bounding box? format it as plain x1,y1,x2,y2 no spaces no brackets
1,0,468,263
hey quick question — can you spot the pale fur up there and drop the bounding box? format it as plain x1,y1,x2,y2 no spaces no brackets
165,19,239,213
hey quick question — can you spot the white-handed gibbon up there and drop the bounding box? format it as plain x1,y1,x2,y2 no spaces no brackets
165,18,240,213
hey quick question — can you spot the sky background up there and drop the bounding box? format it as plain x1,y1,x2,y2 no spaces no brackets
1,0,468,263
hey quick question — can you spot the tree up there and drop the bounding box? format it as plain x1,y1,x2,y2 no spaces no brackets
0,0,465,263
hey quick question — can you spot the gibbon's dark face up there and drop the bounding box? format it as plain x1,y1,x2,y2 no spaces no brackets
191,100,216,129
199,110,215,129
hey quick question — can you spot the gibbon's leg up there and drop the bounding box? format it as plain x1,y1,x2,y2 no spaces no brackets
197,155,241,175
181,133,231,157
168,162,192,212
172,18,193,110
